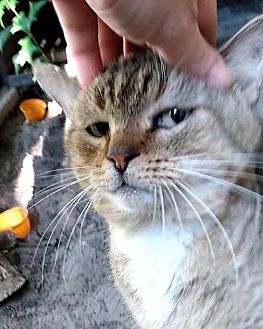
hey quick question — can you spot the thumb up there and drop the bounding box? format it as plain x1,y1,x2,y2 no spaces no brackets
155,22,232,89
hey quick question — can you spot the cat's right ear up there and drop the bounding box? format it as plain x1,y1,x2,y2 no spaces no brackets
33,62,81,118
220,15,263,104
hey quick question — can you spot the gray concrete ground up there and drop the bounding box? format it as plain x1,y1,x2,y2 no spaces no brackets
0,111,130,329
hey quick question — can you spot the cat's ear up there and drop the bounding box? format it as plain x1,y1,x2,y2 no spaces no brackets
33,62,81,118
220,15,263,104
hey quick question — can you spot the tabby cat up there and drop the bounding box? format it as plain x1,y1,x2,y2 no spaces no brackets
35,16,263,329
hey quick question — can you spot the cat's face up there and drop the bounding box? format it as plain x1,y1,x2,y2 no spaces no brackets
64,52,260,227
34,16,263,229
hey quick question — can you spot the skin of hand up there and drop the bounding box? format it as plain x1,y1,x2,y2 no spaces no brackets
52,0,232,89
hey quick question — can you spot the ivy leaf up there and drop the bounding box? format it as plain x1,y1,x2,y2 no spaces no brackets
0,2,8,28
12,36,40,72
8,0,19,11
29,0,46,23
10,11,31,34
18,36,40,61
0,1,8,11
9,0,19,7
0,26,12,51
13,53,24,73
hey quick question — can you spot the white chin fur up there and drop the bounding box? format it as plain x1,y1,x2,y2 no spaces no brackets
106,186,153,213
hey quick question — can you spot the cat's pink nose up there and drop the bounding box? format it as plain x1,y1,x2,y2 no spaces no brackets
107,146,139,173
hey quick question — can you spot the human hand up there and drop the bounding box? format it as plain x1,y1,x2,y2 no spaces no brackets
52,0,232,88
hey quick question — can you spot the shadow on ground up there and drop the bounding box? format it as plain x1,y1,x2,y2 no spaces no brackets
0,107,130,329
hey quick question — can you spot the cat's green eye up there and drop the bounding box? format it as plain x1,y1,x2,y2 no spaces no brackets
155,107,191,129
86,122,109,138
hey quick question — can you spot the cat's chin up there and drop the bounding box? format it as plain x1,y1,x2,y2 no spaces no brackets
106,184,152,212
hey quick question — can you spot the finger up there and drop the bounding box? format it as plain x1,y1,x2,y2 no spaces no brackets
157,20,232,89
98,18,123,67
197,0,217,46
53,0,103,86
184,32,232,89
86,0,231,88
148,0,231,90
86,0,159,42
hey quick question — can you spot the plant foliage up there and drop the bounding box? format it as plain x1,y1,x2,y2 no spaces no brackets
0,0,47,72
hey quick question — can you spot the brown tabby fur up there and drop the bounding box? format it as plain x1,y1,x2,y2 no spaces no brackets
34,16,263,329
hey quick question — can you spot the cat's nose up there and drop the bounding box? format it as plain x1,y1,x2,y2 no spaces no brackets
107,146,139,173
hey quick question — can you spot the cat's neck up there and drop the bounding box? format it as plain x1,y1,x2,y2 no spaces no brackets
108,190,262,328
109,188,262,273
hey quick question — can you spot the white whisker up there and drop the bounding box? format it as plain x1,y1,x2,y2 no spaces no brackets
41,189,88,284
161,179,183,232
191,168,263,183
176,159,263,170
33,177,78,198
33,173,92,199
167,178,215,264
62,189,101,283
177,180,239,283
51,182,97,275
79,192,103,266
28,175,92,210
169,152,263,162
158,185,166,236
172,168,262,200
31,188,85,269
35,165,93,177
151,184,157,226
36,172,75,180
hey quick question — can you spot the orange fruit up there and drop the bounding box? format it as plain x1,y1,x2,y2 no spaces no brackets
19,98,47,121
0,207,31,239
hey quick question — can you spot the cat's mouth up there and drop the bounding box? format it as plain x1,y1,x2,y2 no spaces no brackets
114,182,139,198
107,181,152,210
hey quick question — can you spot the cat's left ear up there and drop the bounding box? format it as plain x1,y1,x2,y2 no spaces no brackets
33,62,81,118
220,15,263,104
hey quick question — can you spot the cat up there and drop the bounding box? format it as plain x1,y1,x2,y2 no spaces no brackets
34,15,263,329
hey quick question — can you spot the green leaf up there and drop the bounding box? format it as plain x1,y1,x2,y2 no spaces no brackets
9,0,19,8
19,36,40,60
0,2,8,28
0,26,11,50
1,0,18,11
10,11,31,34
12,37,40,72
19,36,40,64
29,0,46,23
0,1,8,11
13,53,23,73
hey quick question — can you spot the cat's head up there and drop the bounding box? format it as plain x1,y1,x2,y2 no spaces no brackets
34,16,263,230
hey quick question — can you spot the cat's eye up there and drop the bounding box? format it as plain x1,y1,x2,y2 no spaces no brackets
86,122,109,138
155,107,191,129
